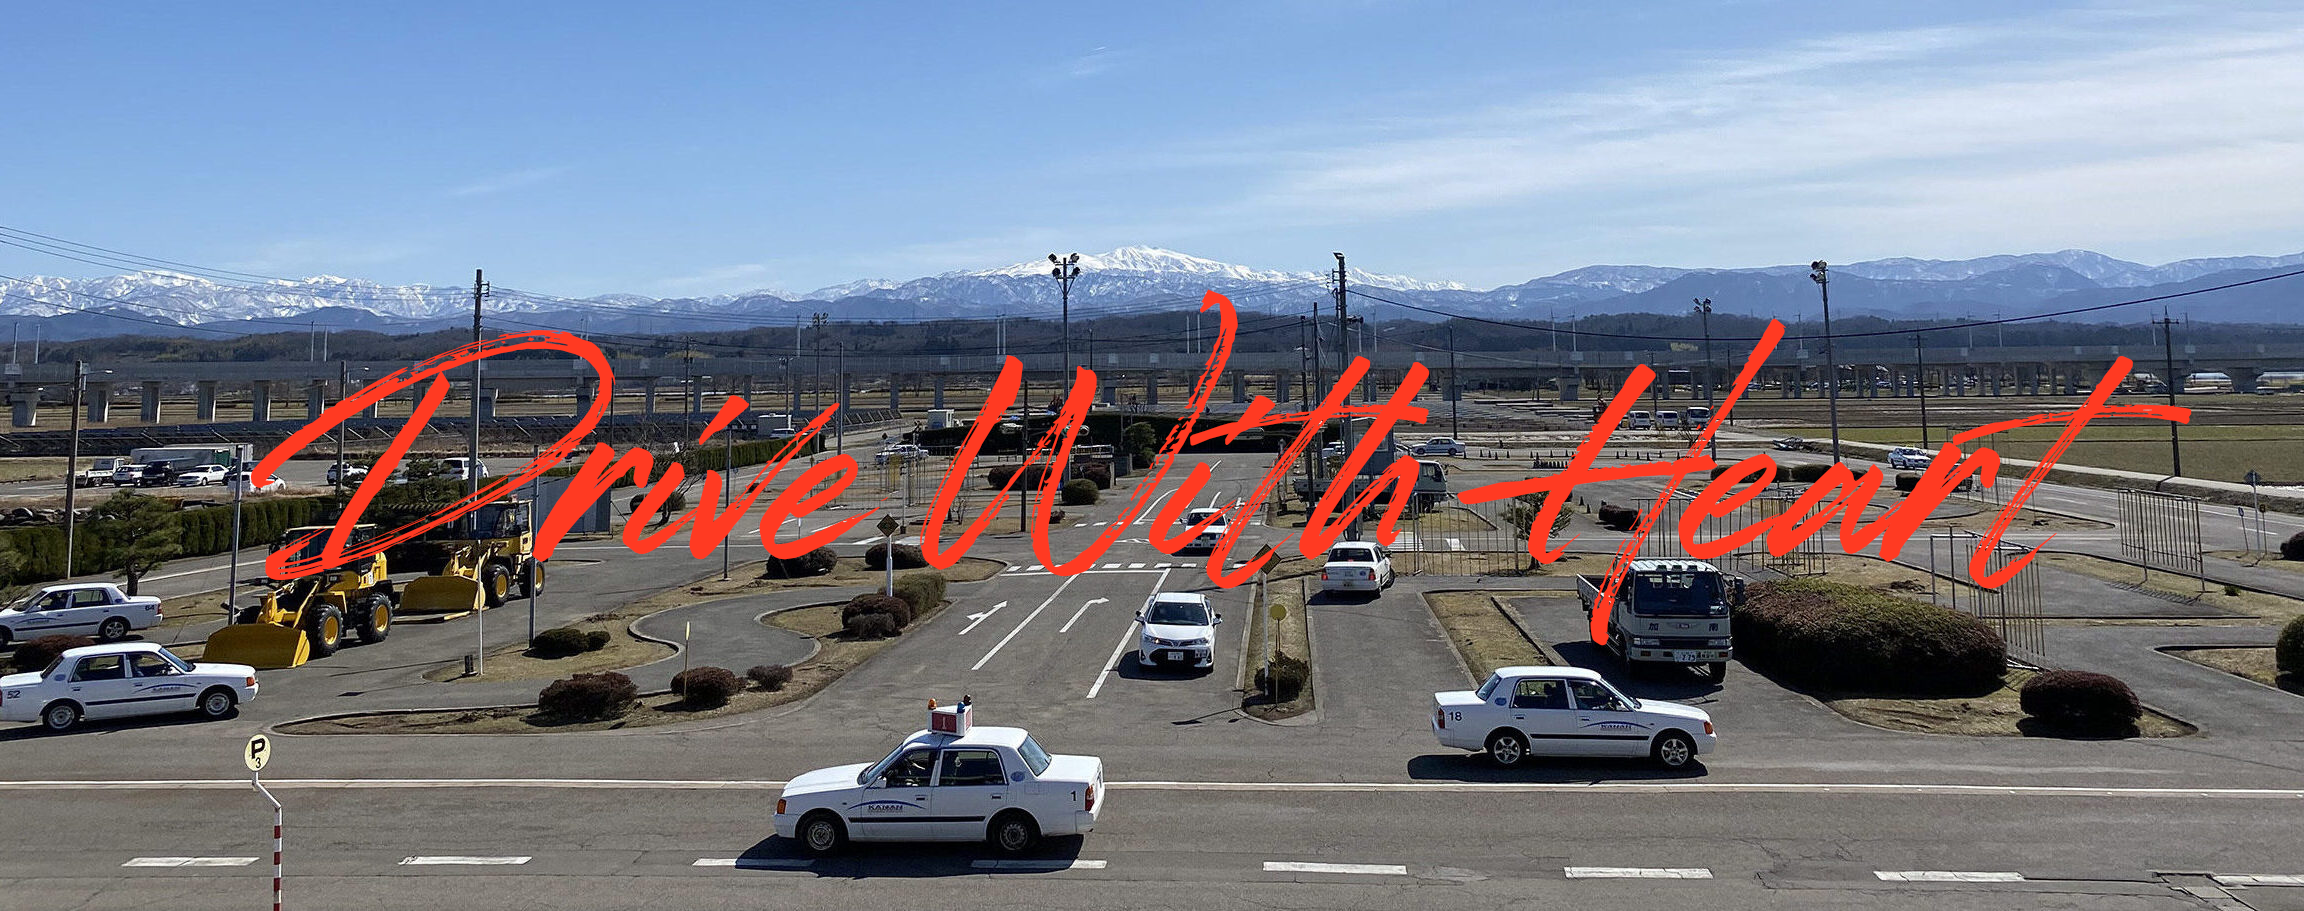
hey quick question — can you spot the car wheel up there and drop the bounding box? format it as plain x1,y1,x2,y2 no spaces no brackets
1652,731,1697,769
42,701,82,732
1486,730,1530,767
97,617,130,642
197,687,236,719
798,812,846,855
988,811,1040,855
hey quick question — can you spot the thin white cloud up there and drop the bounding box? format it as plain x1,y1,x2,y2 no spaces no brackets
229,238,423,274
447,165,572,198
652,263,784,294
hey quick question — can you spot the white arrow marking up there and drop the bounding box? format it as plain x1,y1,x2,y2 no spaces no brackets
1059,597,1110,633
973,576,1079,671
959,601,1008,635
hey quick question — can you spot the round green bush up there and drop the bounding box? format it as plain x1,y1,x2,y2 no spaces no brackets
537,671,638,721
845,612,901,640
1595,504,1640,532
669,666,742,709
2019,669,2141,733
841,593,912,628
2277,614,2304,678
2282,531,2304,561
1256,652,1311,702
747,664,795,691
1733,580,2005,694
1060,478,1100,506
1894,472,1922,493
529,627,590,659
763,546,839,578
1784,462,1834,484
986,464,1050,489
9,635,95,673
891,572,948,616
1079,462,1113,489
584,630,612,652
865,542,927,570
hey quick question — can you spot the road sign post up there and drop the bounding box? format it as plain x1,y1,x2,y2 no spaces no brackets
245,735,281,911
878,514,902,597
2247,470,2265,559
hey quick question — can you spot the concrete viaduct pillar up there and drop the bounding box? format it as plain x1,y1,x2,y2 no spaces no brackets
1143,374,1159,407
141,381,163,422
85,382,112,422
574,379,595,418
196,380,219,422
307,380,327,419
643,378,659,415
11,388,36,427
479,386,498,421
250,380,273,422
1233,373,1247,404
932,375,946,410
888,378,901,411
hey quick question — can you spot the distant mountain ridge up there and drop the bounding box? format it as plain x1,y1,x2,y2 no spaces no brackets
2,245,2299,340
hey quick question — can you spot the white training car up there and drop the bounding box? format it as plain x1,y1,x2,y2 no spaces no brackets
1136,592,1220,670
773,701,1105,855
0,582,163,645
1320,541,1394,594
1887,446,1934,470
1412,437,1468,458
326,462,369,484
1432,666,1714,770
173,464,227,487
874,444,929,466
1,642,257,732
1182,507,1227,553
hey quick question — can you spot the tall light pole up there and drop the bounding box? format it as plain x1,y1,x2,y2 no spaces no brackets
63,361,86,578
1050,253,1082,379
1809,261,1843,463
1693,299,1717,462
2156,314,2183,476
1914,335,1932,450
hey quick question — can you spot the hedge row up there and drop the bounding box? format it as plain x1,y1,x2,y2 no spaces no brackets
2018,669,2141,734
541,436,823,488
1733,579,2006,694
2278,614,2304,679
0,493,340,585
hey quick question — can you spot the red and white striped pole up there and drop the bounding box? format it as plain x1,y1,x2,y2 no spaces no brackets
247,734,281,911
271,807,283,911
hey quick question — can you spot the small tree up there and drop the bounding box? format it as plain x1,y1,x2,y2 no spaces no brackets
1122,421,1159,465
1499,493,1566,571
89,491,181,596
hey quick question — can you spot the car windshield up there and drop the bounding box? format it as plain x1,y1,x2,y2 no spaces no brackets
1629,571,1721,616
1144,599,1209,626
1329,547,1375,563
1188,510,1224,527
858,741,917,785
1017,736,1053,776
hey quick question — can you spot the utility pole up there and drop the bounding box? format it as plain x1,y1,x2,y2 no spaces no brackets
835,341,847,456
64,361,85,578
1914,335,1932,450
1693,298,1717,462
681,337,695,446
1447,325,1460,441
334,361,349,494
2156,314,2183,476
1308,299,1324,480
470,269,487,675
1809,261,1843,463
1333,252,1353,473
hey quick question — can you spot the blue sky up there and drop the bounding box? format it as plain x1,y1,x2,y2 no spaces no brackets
4,1,2299,296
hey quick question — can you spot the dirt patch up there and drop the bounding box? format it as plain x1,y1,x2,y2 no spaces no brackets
2165,646,2301,695
1426,591,1557,679
2036,553,2303,622
1824,670,2193,738
2207,552,2304,574
1242,575,1314,720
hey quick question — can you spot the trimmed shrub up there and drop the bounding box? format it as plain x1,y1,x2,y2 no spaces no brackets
1079,462,1113,489
892,572,948,616
2277,614,2304,678
1784,462,1834,484
2282,531,2304,561
1595,504,1640,532
669,666,742,709
529,627,591,658
986,464,1050,489
747,664,795,691
536,671,638,721
841,593,913,628
865,542,927,570
1733,579,2005,694
584,630,612,652
2020,670,2142,733
845,612,901,640
1256,652,1312,702
9,635,95,673
1060,478,1100,506
1894,472,1922,493
764,546,839,578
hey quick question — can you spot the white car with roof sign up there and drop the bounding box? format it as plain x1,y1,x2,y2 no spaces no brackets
1136,591,1220,669
0,582,162,645
1432,665,1714,770
773,700,1106,855
1320,541,1394,594
1,642,257,732
1181,507,1228,553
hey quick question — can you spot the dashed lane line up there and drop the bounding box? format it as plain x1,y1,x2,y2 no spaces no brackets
2214,874,2304,887
400,856,532,866
1264,861,1407,876
972,859,1109,871
1566,867,1712,879
123,857,258,867
971,574,1080,671
693,858,813,870
16,780,2304,799
1874,871,2024,883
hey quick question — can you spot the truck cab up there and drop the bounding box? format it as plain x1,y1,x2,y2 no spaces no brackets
1576,559,1743,679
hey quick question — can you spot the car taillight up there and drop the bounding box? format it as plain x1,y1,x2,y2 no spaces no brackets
246,676,258,687
776,798,787,815
1434,707,1445,729
1084,784,1097,812
1703,720,1714,735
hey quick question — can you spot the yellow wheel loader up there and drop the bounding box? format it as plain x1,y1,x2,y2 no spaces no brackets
202,525,397,669
396,498,543,614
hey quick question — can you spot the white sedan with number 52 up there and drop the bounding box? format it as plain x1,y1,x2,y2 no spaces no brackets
1433,666,1714,769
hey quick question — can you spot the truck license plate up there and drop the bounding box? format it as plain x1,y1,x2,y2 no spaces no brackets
1672,650,1724,661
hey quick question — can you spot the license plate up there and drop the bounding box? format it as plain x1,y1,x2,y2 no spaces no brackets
1163,650,1187,662
1671,650,1724,661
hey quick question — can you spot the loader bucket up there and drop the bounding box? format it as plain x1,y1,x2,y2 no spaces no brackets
401,574,484,614
202,623,312,670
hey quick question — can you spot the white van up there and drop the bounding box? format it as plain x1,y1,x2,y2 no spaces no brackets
1628,410,1655,430
1656,410,1682,430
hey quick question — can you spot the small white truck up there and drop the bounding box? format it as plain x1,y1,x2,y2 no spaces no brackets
0,582,164,645
773,700,1106,855
1576,559,1743,679
74,457,130,489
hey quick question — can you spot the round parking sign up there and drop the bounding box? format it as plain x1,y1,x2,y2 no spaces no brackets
244,734,272,773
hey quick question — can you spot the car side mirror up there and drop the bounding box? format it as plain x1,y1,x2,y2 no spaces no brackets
1134,611,1145,622
1214,614,1223,624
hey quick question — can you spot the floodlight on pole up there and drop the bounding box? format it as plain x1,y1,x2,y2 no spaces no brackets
1809,261,1843,464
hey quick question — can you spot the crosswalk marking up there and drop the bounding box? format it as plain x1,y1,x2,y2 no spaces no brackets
400,856,532,866
1103,562,1122,569
1264,861,1408,876
1565,867,1712,879
1129,562,1146,569
1873,871,2023,883
124,857,258,867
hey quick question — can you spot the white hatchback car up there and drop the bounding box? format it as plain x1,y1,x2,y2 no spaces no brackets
1,642,257,732
1136,592,1220,669
1432,666,1715,769
1320,541,1394,594
173,464,227,487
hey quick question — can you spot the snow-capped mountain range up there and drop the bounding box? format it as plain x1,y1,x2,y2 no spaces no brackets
2,245,2299,340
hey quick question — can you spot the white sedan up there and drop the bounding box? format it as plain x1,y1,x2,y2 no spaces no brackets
173,464,227,487
0,583,163,645
1413,437,1468,458
1,642,257,732
1432,666,1715,769
1320,541,1394,594
773,702,1104,855
1887,447,1934,470
1136,592,1220,669
1181,507,1228,553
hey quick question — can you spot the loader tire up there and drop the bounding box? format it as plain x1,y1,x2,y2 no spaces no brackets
353,594,393,645
518,559,543,599
482,562,513,609
305,605,345,658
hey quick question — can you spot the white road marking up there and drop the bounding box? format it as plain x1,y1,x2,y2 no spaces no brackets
971,575,1079,671
138,558,268,584
1102,562,1122,569
17,780,2304,799
2215,874,2304,887
1073,522,1088,527
971,859,1109,871
1059,597,1110,634
1087,568,1168,698
1565,867,1712,879
400,856,532,866
1873,871,2023,883
1128,562,1146,569
1264,861,1406,876
124,857,258,867
1155,562,1172,569
1094,521,1109,527
958,601,1008,636
1027,564,1045,572
693,858,813,869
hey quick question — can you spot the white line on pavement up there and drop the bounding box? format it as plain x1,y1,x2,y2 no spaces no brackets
1873,871,2023,883
971,859,1109,871
124,857,258,867
972,575,1079,671
1059,597,1109,634
1566,867,1712,879
400,856,532,866
2215,874,2304,887
1087,568,1168,698
17,780,2304,799
1264,861,1406,876
693,858,813,869
139,558,268,584
958,601,1009,636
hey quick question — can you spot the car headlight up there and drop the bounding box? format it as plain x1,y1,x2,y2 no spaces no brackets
1631,638,1660,647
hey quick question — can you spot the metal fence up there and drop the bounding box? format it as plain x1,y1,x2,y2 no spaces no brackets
2118,488,2208,595
1679,488,1825,576
1925,529,2046,661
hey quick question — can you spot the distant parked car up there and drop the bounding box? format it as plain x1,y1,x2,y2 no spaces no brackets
1412,437,1468,458
1887,447,1934,470
127,463,176,487
174,464,227,487
874,444,929,466
326,462,369,484
1656,410,1682,430
1628,410,1655,430
1772,437,1810,452
0,582,164,645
